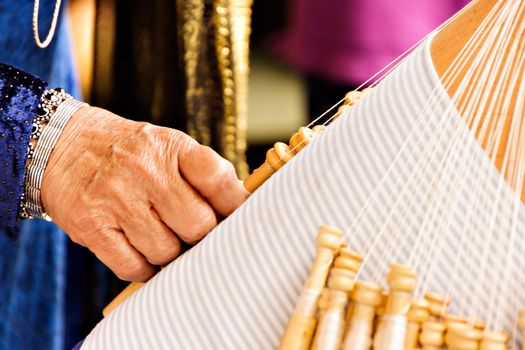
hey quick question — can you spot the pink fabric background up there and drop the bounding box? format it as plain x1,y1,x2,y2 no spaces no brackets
272,0,470,83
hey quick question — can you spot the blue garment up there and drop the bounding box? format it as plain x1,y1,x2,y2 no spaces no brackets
0,64,45,236
0,1,108,349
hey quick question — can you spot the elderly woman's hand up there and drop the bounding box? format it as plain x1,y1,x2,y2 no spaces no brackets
41,106,248,282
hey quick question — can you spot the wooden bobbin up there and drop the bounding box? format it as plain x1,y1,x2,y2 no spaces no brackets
334,247,363,273
102,281,145,317
312,125,326,135
373,291,389,331
341,281,383,350
474,320,485,332
289,127,315,154
334,87,373,119
405,299,431,349
479,331,509,350
332,105,352,120
244,123,329,194
519,309,525,350
419,321,446,350
424,292,450,320
343,88,372,106
279,226,344,350
344,91,364,106
313,247,362,350
373,263,417,350
445,323,482,350
384,264,417,315
444,314,469,330
313,269,356,350
311,288,331,349
244,141,293,193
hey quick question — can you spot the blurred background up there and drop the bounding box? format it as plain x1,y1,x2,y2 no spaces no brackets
0,0,468,349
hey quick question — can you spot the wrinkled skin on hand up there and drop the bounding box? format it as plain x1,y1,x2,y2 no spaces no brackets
41,106,248,282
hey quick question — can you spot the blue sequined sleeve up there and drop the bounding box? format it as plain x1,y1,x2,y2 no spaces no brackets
0,63,47,237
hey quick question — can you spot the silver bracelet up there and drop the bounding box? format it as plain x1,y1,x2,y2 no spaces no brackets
22,96,88,220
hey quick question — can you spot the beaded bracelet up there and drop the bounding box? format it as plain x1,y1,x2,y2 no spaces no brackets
19,89,88,220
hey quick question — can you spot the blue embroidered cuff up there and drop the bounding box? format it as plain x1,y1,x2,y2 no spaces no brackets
0,63,47,238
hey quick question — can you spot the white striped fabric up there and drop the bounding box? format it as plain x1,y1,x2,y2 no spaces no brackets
81,37,525,349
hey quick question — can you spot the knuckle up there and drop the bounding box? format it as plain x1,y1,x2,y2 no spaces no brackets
182,209,217,243
134,121,157,142
176,133,199,156
148,237,181,265
207,157,237,196
114,258,149,281
149,246,180,266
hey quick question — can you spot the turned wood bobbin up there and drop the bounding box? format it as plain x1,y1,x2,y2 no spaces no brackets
424,292,450,320
313,247,362,350
332,104,352,120
311,288,331,349
420,321,446,350
102,282,145,317
384,264,417,315
279,226,344,350
479,331,509,350
445,323,482,350
444,314,469,330
244,141,293,193
373,263,417,350
474,320,485,332
341,281,383,350
374,291,389,327
344,89,370,106
519,309,525,350
405,299,431,349
288,127,315,154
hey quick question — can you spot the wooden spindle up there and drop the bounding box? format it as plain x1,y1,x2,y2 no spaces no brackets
332,105,352,120
424,292,450,320
474,320,485,332
279,226,344,350
102,282,145,317
244,142,293,193
519,309,525,350
419,321,446,350
311,288,331,349
405,299,430,349
374,291,389,332
341,281,383,350
312,125,326,135
313,248,362,350
344,91,363,106
444,314,469,330
445,324,481,350
479,331,508,350
289,127,315,154
373,263,417,350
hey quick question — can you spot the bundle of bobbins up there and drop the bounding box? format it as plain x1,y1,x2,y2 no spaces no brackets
277,225,525,350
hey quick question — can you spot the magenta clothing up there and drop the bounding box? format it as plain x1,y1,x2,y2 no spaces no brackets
273,0,470,84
